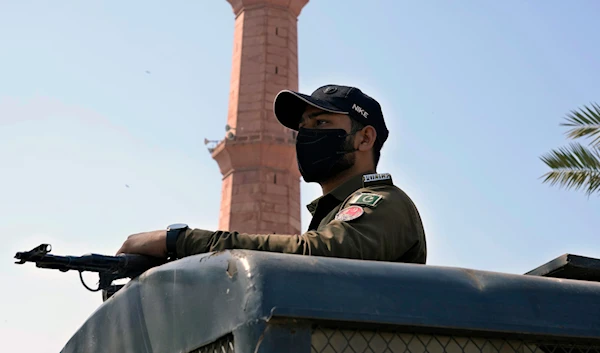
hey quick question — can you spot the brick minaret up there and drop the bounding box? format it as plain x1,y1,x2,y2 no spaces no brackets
211,0,309,235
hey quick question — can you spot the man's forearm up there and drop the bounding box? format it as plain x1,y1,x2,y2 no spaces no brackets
175,228,312,258
175,228,214,258
174,226,380,260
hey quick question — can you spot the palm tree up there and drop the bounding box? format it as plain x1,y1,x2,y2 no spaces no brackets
540,103,600,196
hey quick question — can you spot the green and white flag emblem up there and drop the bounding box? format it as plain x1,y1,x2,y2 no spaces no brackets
348,193,383,207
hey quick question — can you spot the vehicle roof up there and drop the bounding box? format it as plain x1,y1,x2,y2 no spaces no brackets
61,250,600,353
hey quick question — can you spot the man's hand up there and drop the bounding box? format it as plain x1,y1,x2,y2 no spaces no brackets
116,230,167,258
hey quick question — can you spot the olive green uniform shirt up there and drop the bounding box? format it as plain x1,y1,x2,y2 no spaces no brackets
176,173,427,263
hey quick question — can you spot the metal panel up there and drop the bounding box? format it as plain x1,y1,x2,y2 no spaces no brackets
525,254,600,282
61,250,600,352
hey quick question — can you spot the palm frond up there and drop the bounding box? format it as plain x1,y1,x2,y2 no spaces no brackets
540,142,600,196
560,102,600,146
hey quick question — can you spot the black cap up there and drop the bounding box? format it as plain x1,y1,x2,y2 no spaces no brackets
273,84,389,147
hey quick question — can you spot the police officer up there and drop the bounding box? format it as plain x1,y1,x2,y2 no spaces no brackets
117,85,427,264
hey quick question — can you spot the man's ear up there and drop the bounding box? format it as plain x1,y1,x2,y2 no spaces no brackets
357,126,377,152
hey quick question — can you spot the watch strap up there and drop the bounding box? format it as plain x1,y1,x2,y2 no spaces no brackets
166,224,188,259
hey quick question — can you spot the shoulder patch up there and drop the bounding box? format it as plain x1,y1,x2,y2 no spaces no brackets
347,192,384,208
335,205,364,222
362,173,393,187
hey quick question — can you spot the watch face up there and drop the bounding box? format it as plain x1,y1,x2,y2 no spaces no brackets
167,223,188,231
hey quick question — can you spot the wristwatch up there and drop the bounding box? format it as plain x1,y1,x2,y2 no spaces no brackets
166,223,188,259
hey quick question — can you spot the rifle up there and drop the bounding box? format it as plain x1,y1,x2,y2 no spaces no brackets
14,243,167,301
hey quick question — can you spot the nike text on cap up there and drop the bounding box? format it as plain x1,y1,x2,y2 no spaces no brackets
273,84,389,147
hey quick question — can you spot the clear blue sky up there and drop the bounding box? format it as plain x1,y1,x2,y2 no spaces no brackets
1,1,599,351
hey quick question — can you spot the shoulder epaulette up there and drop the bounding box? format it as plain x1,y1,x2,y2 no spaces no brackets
362,173,393,188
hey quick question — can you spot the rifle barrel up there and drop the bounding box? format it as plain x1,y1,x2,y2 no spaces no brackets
14,244,168,295
29,254,122,273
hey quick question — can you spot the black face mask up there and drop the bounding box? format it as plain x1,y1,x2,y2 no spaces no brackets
295,128,357,183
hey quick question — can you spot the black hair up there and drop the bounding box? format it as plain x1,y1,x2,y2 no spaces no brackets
350,118,381,168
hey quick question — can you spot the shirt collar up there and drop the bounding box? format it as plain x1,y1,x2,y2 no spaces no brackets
306,173,365,216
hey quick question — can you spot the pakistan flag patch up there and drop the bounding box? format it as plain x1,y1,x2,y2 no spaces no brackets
347,192,383,208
